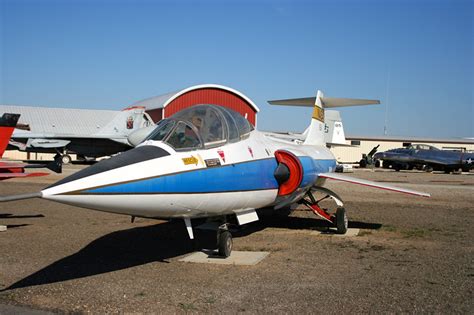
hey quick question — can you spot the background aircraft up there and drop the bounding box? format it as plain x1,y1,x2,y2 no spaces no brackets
0,105,154,164
373,144,474,173
0,113,60,180
0,90,429,257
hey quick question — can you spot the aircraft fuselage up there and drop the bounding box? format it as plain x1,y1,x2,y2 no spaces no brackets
41,131,336,219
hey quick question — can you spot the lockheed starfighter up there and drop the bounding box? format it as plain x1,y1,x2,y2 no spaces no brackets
0,90,429,257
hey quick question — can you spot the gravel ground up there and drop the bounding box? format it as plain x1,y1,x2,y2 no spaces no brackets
0,167,473,314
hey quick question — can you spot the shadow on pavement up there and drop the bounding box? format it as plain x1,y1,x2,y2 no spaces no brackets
0,214,44,219
3,220,194,291
3,214,381,291
236,212,382,237
5,224,30,229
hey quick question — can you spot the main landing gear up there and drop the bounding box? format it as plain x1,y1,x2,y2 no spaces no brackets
301,186,348,234
61,154,72,165
55,149,72,165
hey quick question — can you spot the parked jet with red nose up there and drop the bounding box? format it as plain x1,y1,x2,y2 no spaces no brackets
0,90,429,257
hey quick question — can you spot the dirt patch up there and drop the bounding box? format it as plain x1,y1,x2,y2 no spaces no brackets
0,168,473,313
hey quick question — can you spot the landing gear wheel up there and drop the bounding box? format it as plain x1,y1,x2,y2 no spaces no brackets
217,230,232,258
335,207,348,234
61,154,72,165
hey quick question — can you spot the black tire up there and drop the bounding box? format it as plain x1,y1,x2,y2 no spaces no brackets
374,160,381,168
217,230,232,258
61,154,72,165
335,207,348,234
359,159,367,168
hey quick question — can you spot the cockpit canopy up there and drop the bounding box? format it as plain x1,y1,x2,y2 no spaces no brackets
407,144,439,151
144,104,254,151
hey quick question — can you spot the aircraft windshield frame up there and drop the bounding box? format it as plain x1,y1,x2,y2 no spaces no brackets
171,104,254,149
144,105,254,152
164,121,203,151
144,119,176,142
408,144,440,151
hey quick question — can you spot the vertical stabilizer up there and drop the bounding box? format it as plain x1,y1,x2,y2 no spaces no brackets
96,107,153,137
0,113,20,158
304,90,326,145
324,110,346,145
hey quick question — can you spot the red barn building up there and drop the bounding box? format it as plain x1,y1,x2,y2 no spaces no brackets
130,84,259,126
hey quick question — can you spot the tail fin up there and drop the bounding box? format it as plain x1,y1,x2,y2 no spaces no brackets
268,90,380,145
96,107,154,137
324,110,347,146
0,113,20,158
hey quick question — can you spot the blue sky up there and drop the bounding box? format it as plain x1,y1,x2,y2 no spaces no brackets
1,0,472,138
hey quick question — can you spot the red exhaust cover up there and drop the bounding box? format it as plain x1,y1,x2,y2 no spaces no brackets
274,150,303,196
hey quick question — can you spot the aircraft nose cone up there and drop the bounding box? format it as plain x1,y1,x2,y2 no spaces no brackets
44,145,170,192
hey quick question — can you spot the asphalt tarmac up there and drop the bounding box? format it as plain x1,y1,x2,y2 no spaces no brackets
0,166,472,313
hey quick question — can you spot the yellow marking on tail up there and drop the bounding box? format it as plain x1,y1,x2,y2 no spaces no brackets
312,106,324,122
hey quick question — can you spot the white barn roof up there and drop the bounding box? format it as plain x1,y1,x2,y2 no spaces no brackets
0,105,121,136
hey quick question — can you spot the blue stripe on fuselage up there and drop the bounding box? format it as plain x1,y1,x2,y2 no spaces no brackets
300,158,336,187
82,157,336,194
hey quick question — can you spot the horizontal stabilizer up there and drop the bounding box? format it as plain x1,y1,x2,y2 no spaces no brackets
269,97,315,106
322,97,380,108
318,173,430,197
268,96,380,108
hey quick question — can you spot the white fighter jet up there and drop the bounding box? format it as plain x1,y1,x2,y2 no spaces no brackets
0,90,429,257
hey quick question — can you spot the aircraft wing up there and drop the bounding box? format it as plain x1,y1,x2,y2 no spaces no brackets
0,172,49,179
318,172,430,197
0,154,62,179
0,162,50,180
0,163,27,169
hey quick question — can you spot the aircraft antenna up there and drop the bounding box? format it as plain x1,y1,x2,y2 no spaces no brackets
384,66,391,136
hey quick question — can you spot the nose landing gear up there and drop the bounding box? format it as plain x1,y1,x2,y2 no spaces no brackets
217,227,233,258
184,217,234,258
